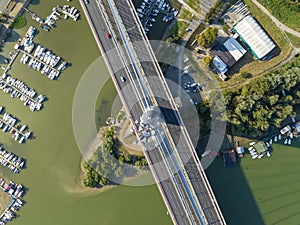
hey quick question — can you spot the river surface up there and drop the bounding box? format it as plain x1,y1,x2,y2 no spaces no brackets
0,1,172,225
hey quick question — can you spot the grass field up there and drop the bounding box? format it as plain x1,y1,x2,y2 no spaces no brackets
179,8,195,21
286,32,300,48
221,0,292,89
186,0,201,14
206,140,300,225
257,0,300,32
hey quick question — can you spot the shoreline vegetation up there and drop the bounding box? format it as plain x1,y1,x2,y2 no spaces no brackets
225,56,300,138
81,119,148,188
11,16,27,29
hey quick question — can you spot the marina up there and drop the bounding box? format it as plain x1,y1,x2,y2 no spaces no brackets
15,26,68,80
19,44,67,80
57,5,81,21
0,73,45,111
0,178,25,225
0,145,25,174
24,4,81,32
0,107,32,144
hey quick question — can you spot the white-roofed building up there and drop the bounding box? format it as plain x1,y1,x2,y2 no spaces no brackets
233,15,276,59
212,55,228,74
223,37,246,61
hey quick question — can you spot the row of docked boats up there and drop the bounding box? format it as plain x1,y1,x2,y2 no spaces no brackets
0,178,25,225
0,146,25,174
248,146,271,160
24,26,37,41
33,45,61,67
56,5,80,21
0,109,32,144
0,73,45,111
20,43,68,80
265,133,293,147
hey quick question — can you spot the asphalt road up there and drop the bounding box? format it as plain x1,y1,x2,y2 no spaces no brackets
82,1,192,225
81,1,226,225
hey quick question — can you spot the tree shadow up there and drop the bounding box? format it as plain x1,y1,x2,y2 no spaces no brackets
29,0,40,5
5,30,21,43
0,55,9,64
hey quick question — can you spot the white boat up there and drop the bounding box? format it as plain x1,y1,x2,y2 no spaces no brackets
258,154,264,159
288,139,291,145
266,151,271,157
290,133,293,139
274,136,278,142
137,8,143,13
269,139,273,145
278,134,282,140
52,15,59,20
266,142,270,148
252,154,258,159
250,142,256,146
284,139,288,144
248,146,254,151
19,125,27,133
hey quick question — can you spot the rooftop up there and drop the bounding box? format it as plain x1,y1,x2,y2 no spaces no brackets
253,141,268,154
234,15,276,59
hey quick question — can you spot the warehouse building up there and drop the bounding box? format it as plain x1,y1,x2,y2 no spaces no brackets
233,15,276,60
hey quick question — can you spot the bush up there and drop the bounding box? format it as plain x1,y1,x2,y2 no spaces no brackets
12,16,27,29
241,71,251,79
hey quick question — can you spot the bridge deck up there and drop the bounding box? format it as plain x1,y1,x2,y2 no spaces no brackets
81,1,226,225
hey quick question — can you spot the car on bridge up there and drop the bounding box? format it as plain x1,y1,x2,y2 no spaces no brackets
121,76,126,82
106,33,111,39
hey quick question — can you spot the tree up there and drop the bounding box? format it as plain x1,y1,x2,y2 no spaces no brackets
124,153,131,162
203,56,212,66
241,71,250,79
226,63,300,136
197,27,218,48
115,166,124,178
118,155,125,165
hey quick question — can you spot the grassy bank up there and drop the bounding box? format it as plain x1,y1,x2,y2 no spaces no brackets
257,0,300,32
286,32,300,48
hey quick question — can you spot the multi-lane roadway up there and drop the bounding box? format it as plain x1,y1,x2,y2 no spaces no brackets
80,1,227,225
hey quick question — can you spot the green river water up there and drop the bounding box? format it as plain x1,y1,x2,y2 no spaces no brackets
0,0,172,225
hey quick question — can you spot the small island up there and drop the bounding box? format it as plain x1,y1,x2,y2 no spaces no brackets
81,111,148,188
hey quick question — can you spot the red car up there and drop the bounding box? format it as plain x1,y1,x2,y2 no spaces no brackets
106,33,111,39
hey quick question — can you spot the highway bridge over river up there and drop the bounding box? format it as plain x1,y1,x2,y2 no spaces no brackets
80,0,227,224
